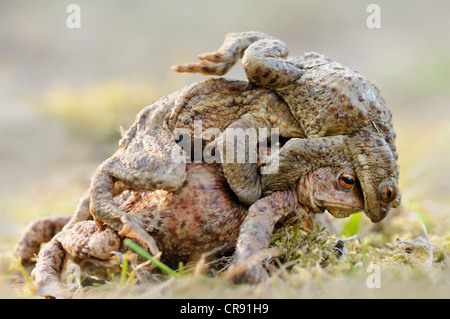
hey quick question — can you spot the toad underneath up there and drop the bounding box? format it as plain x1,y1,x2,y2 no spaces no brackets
13,31,400,297
15,162,363,297
173,31,400,223
67,30,400,255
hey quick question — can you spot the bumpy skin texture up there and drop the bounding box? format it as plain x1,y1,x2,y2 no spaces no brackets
13,216,72,267
87,78,306,253
229,165,363,284
29,164,363,296
15,31,399,295
173,31,400,223
120,163,249,261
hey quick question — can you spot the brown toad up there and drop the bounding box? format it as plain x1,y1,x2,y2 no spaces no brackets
60,31,400,257
15,32,400,283
77,78,306,255
15,78,305,270
173,31,400,223
27,163,363,297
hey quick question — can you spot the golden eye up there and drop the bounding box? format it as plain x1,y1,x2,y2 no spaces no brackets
381,185,394,201
339,173,356,189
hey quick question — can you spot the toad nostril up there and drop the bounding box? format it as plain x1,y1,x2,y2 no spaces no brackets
392,194,401,208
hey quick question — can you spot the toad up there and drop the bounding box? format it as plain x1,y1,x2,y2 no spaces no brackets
75,77,307,255
173,31,400,223
15,77,305,267
57,31,400,256
15,32,400,287
27,163,363,297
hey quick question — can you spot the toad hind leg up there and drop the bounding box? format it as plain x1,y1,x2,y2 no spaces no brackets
32,221,121,298
14,215,72,267
31,237,69,299
91,104,187,257
16,183,134,268
56,221,121,259
172,31,301,88
172,31,270,76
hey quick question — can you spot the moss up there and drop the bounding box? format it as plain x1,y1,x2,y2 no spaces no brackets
270,225,341,271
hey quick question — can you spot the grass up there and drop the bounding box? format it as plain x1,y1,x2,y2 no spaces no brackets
1,0,449,300
124,239,181,278
2,201,447,299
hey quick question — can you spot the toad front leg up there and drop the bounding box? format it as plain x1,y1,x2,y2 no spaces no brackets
91,154,170,256
262,133,400,223
216,113,273,205
230,162,365,285
261,136,352,195
90,130,186,256
214,105,301,205
228,137,352,284
228,187,303,284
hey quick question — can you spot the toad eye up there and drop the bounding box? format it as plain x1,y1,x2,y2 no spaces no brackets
381,185,394,201
339,173,356,189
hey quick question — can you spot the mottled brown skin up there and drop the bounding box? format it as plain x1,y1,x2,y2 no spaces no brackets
29,163,363,297
52,32,400,262
86,78,306,254
173,31,400,223
15,31,399,295
230,165,363,284
15,78,304,269
119,163,248,261
13,216,71,267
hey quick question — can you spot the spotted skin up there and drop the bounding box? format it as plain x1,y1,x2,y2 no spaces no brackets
28,164,363,296
87,77,306,255
173,31,400,223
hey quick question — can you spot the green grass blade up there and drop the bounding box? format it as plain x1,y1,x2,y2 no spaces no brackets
124,238,181,278
14,258,35,295
341,212,362,237
178,261,184,276
120,257,128,285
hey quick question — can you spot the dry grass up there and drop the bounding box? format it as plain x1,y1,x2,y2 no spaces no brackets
1,184,449,299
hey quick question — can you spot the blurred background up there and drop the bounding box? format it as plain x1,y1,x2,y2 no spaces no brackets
0,0,449,296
